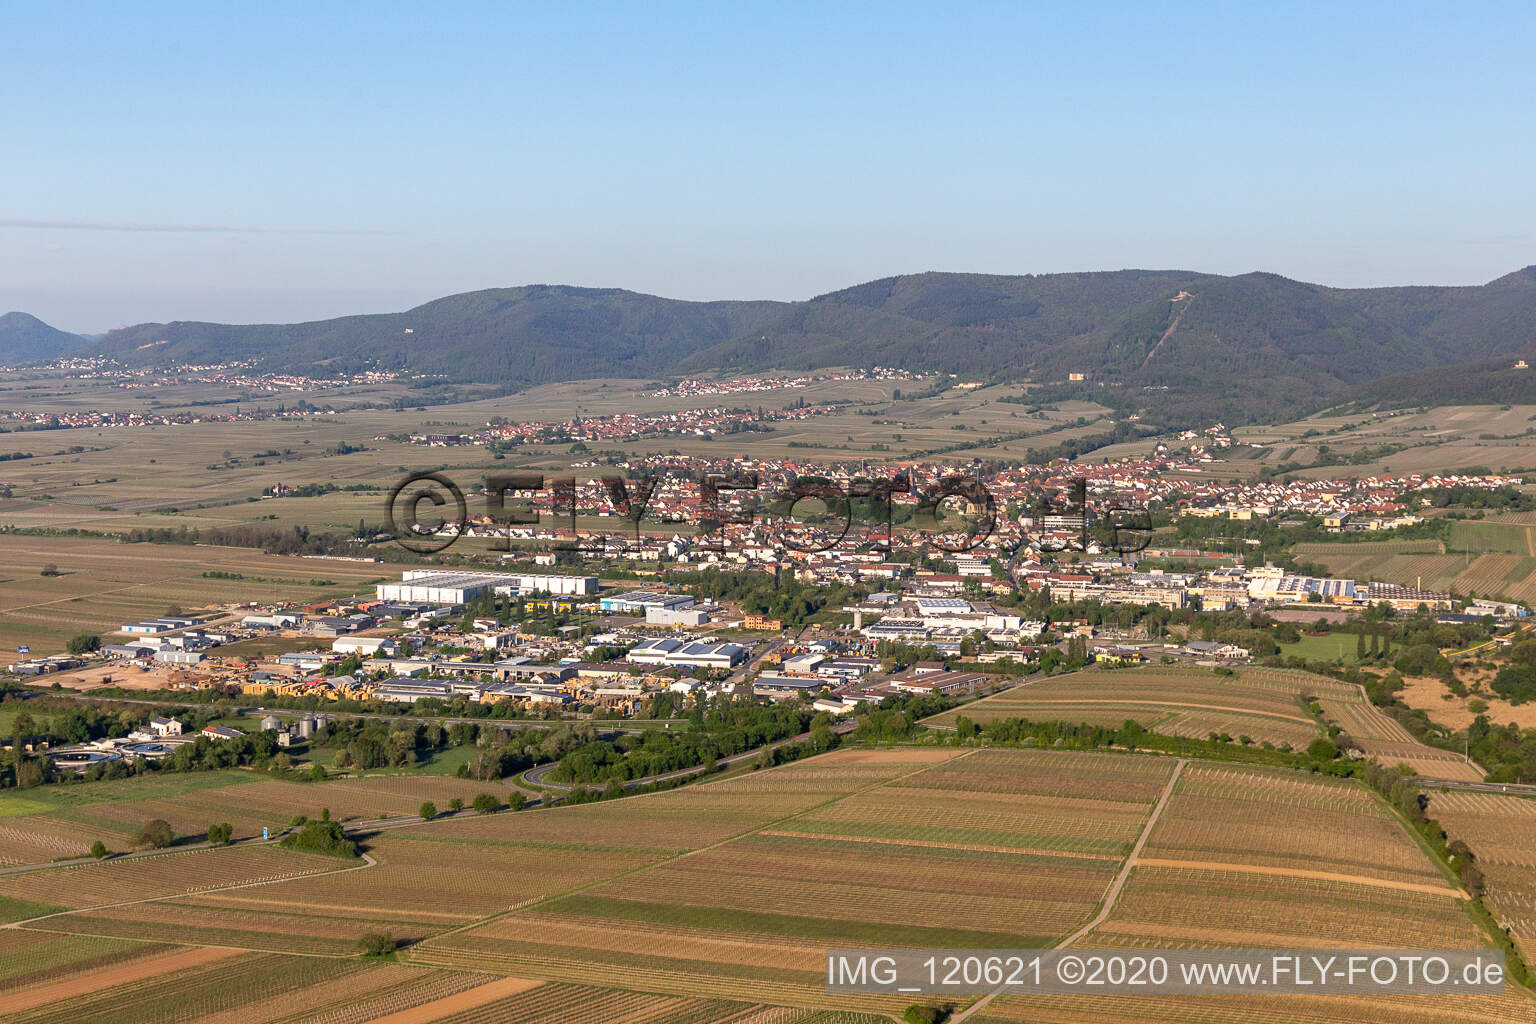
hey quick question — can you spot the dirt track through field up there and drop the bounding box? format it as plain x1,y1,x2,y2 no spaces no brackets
0,944,242,1014
951,758,1188,1023
357,976,544,1024
1133,858,1464,897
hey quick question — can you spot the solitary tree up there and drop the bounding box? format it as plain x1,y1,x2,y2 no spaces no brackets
66,633,101,655
89,840,109,860
357,932,397,957
472,793,501,814
135,819,175,849
418,801,437,821
507,791,527,812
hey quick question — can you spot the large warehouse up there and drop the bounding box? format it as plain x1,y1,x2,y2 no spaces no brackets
375,570,599,604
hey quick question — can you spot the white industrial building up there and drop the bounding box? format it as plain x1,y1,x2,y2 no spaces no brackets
665,641,747,670
601,590,694,614
625,637,747,670
122,616,201,635
645,604,709,627
626,637,686,665
375,570,598,604
331,636,400,657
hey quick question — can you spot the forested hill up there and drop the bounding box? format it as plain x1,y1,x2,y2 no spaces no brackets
0,312,87,364
77,266,1536,420
88,286,790,386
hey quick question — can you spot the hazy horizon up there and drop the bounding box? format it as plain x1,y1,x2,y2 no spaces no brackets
4,2,1534,334
7,259,1536,338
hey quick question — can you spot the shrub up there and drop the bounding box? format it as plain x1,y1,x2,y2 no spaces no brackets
903,1006,948,1024
357,932,396,956
280,819,357,859
135,819,175,849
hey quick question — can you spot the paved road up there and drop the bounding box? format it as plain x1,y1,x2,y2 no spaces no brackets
724,625,807,686
1409,776,1536,796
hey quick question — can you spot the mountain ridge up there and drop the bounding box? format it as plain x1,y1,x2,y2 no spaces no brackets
11,266,1536,421
0,312,88,364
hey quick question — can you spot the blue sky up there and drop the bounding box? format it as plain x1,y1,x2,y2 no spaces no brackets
2,1,1533,332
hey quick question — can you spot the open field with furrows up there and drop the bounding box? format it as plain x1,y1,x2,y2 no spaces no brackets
1142,763,1448,886
0,533,387,654
6,745,1536,1020
1290,539,1446,559
1293,534,1536,602
1316,696,1489,780
0,949,471,1024
974,988,1533,1024
0,931,172,991
1426,790,1536,960
406,748,1170,1011
923,665,1354,749
0,769,515,866
1450,520,1536,556
1226,404,1536,480
0,926,866,1024
0,843,351,917
975,758,1536,1024
11,749,967,961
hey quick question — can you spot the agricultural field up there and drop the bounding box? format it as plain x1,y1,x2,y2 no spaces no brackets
1426,789,1536,962
1,744,1533,1020
924,665,1357,750
0,533,388,655
1317,697,1487,781
1277,632,1365,663
0,769,514,866
0,372,1108,541
406,747,1171,1012
1449,520,1536,557
1290,515,1536,603
0,842,351,914
1399,664,1536,732
1141,763,1449,888
978,762,1536,1024
1230,404,1536,479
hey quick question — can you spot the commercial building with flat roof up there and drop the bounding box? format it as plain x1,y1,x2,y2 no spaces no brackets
600,590,694,614
376,570,598,604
